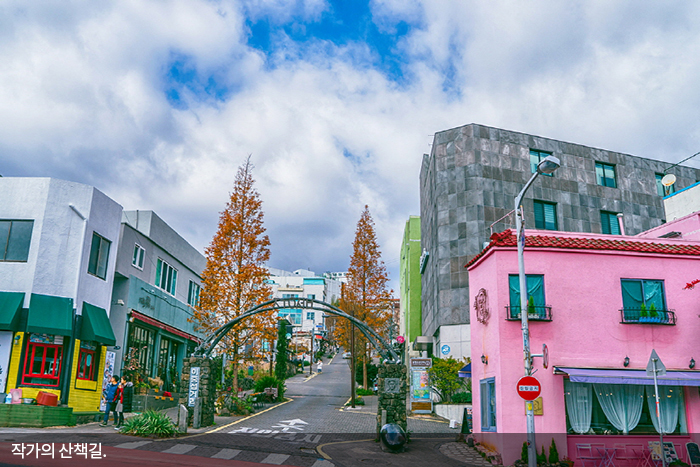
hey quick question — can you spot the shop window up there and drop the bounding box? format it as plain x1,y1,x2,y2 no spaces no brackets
77,341,99,381
127,324,155,377
601,211,621,235
155,258,177,295
22,335,64,387
87,232,111,280
0,219,33,262
596,162,617,188
480,377,496,432
533,201,557,230
530,150,554,176
188,281,200,307
132,243,145,269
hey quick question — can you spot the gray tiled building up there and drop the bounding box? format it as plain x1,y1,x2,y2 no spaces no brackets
419,123,700,359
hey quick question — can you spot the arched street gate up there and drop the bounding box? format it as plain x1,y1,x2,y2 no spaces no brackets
179,297,407,434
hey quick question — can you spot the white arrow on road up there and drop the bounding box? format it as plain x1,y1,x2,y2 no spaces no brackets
271,419,308,432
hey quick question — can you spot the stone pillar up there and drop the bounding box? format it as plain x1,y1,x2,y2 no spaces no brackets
376,363,408,437
179,356,216,427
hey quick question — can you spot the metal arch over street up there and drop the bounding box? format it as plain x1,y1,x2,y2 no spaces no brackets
192,297,400,363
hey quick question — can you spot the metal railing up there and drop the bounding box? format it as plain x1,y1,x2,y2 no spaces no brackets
505,305,552,321
619,308,677,325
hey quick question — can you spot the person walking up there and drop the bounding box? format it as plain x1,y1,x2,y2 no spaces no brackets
100,375,120,426
317,360,323,373
115,375,134,429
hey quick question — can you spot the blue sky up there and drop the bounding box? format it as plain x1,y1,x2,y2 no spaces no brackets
2,0,700,292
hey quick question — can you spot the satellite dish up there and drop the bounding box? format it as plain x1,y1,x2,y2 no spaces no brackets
661,173,676,187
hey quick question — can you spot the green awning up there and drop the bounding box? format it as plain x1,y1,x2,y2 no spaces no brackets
27,293,74,336
81,302,116,346
0,291,24,331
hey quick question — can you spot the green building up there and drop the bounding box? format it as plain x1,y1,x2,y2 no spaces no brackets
399,216,422,351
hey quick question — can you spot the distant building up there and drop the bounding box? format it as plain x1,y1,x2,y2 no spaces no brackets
322,271,348,284
109,211,206,392
420,123,700,361
0,177,122,411
399,216,422,355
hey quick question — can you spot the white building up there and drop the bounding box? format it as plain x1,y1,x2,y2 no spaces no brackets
0,177,122,411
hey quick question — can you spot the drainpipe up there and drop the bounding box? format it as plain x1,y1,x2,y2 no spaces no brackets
616,213,626,236
62,204,88,405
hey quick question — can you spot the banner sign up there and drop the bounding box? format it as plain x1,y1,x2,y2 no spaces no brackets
188,366,200,407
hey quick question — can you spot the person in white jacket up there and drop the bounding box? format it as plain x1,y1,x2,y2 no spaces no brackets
317,361,323,373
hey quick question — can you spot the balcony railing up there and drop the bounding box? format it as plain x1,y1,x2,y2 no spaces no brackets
619,308,676,325
505,305,552,321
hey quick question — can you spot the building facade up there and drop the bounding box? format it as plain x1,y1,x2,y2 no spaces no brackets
399,216,422,354
467,223,700,465
420,123,700,360
0,178,121,411
110,211,206,392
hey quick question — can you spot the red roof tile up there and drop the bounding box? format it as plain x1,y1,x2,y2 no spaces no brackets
465,230,700,268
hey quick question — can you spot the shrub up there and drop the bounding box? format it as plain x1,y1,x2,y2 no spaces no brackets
228,396,254,415
355,363,378,387
121,410,179,437
521,442,528,464
254,376,285,401
237,376,255,391
346,396,365,406
451,392,472,403
356,388,374,396
537,446,546,465
548,439,559,464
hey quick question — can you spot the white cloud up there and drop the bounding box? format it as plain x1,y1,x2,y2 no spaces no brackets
2,0,700,294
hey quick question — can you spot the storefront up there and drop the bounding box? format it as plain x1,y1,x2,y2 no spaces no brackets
2,293,116,413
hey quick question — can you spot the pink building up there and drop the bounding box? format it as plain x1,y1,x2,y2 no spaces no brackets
466,216,700,466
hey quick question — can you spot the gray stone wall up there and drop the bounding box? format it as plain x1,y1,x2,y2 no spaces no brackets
376,363,408,436
419,123,700,340
179,356,216,427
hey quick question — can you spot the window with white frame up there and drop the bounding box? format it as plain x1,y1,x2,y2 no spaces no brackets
132,244,145,269
155,258,177,295
188,281,200,307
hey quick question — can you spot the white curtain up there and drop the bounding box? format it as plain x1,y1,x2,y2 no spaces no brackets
594,384,644,434
645,386,680,434
565,380,592,434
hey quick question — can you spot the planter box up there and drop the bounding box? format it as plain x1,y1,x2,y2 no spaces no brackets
132,393,181,412
0,404,74,427
434,403,471,425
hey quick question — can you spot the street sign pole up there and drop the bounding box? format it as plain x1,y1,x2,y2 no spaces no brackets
648,349,667,467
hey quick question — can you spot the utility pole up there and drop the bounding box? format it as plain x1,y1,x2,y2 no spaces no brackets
350,303,356,408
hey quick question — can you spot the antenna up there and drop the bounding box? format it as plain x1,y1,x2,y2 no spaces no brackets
661,173,676,187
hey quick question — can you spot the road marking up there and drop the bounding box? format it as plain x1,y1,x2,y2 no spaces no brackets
316,438,374,460
207,398,294,433
271,418,308,432
260,453,290,464
161,444,197,454
114,441,152,449
211,448,241,459
312,460,335,467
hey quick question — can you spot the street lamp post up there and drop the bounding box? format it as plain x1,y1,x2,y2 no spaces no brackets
515,155,560,467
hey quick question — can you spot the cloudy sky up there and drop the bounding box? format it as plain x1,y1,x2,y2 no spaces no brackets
2,1,700,293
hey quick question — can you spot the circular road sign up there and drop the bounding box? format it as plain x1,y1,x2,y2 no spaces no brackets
517,376,541,401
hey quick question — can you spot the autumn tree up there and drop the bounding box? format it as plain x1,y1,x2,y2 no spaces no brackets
341,205,392,389
193,157,275,393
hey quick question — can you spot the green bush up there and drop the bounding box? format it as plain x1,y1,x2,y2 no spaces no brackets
355,363,378,387
121,410,179,437
237,376,255,391
254,376,285,401
451,392,472,403
537,446,546,465
228,396,254,415
548,439,559,464
346,396,365,406
356,388,374,396
521,442,528,464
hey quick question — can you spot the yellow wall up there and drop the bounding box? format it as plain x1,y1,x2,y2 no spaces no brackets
67,340,105,412
6,333,105,412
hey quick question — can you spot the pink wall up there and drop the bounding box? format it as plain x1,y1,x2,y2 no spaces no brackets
468,229,700,465
637,211,700,241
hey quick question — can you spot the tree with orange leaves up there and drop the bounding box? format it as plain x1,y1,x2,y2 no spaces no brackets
341,205,392,389
192,157,275,392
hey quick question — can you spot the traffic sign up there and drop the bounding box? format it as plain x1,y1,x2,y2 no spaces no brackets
646,349,666,377
517,376,541,401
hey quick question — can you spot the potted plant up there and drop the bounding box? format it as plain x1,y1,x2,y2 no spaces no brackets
527,296,538,318
639,303,649,322
649,303,660,322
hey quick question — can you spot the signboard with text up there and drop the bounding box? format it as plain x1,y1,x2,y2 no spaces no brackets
410,358,432,413
517,375,541,401
188,366,200,407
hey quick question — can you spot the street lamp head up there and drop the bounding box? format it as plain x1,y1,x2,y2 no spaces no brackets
537,155,561,175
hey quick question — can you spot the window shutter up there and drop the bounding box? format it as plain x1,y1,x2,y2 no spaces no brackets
534,202,545,229
544,203,556,230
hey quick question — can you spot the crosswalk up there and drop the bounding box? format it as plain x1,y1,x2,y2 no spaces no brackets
113,440,334,466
